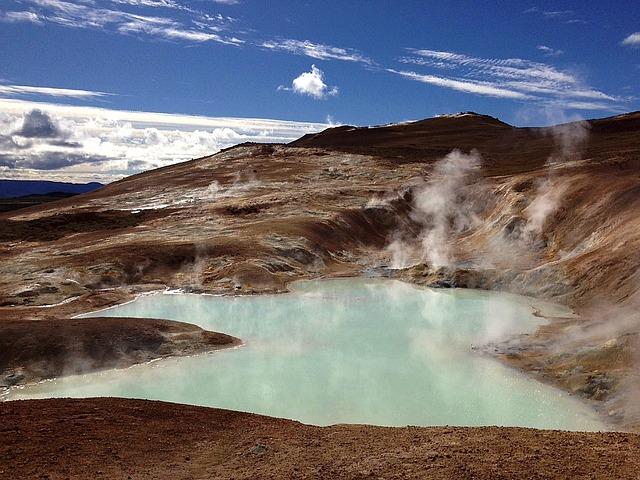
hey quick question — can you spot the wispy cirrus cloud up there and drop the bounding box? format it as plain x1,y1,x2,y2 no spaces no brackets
0,84,111,99
391,48,621,109
523,7,588,25
0,10,43,24
2,0,627,119
542,100,623,111
622,32,640,47
2,1,364,60
107,0,189,9
386,69,530,99
5,0,242,45
261,39,373,64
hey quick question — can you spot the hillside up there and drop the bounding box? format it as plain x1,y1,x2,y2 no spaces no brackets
1,111,640,431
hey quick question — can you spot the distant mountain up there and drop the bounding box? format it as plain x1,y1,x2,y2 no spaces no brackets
0,180,103,198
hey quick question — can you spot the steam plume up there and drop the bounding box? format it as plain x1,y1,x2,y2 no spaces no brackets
388,149,482,268
523,118,590,237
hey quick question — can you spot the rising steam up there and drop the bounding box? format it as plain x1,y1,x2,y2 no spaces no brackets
522,118,590,237
388,149,482,268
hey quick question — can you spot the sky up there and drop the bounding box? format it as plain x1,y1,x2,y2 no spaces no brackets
0,0,639,183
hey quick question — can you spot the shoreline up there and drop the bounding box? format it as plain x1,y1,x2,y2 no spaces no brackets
2,274,621,432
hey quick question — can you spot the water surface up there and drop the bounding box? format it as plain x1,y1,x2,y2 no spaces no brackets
8,279,604,430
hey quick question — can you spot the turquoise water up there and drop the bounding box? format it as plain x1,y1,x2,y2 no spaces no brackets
8,279,605,430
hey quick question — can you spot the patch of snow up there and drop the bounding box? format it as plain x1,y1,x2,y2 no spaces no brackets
436,112,479,118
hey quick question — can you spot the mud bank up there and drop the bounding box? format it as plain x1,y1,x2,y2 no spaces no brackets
0,316,240,389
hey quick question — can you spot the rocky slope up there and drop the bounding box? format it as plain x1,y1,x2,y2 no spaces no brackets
1,111,640,429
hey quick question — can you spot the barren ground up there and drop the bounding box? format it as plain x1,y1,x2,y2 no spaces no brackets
1,398,639,480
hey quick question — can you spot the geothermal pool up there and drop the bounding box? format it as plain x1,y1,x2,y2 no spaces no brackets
8,279,605,430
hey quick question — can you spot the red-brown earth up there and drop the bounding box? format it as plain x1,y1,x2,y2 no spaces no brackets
1,397,639,480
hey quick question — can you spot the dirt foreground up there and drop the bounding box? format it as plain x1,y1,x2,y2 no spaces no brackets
1,397,638,480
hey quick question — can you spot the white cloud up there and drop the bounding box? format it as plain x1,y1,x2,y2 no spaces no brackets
0,84,111,99
394,48,621,109
262,39,373,64
108,0,187,9
0,98,327,182
387,69,530,99
405,49,574,84
2,1,374,69
540,10,573,18
11,0,241,45
539,99,625,112
117,17,242,44
536,45,564,57
280,65,338,99
0,10,43,24
523,8,587,25
622,32,640,47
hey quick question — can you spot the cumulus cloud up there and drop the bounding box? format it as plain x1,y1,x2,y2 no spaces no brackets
0,99,327,182
0,109,109,171
279,65,338,99
14,109,62,138
622,33,640,47
391,48,621,110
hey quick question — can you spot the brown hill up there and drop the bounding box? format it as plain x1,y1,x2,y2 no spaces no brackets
1,111,640,449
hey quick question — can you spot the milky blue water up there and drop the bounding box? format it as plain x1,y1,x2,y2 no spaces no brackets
8,278,605,430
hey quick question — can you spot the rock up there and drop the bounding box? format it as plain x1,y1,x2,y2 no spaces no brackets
1,371,25,387
248,444,268,455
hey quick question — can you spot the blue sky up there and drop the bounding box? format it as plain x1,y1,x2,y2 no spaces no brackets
0,0,639,182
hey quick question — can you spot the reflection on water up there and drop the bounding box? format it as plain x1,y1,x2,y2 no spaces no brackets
8,279,605,430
